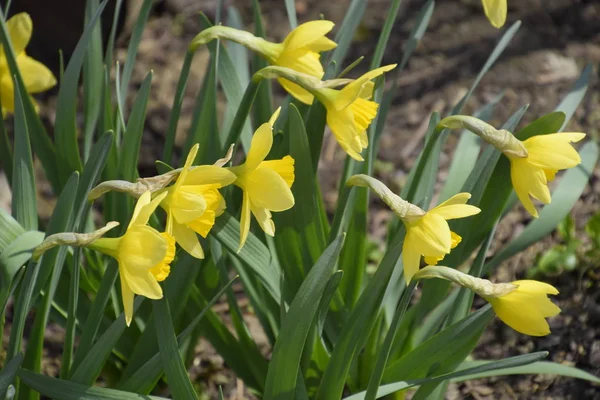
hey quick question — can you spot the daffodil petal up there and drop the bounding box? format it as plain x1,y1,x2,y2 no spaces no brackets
524,133,585,170
119,225,168,272
278,77,315,105
251,203,275,236
326,107,365,161
261,155,295,188
0,74,16,114
246,167,295,211
307,36,337,52
406,213,451,255
243,121,273,171
122,268,163,299
282,20,335,52
6,13,32,55
119,267,135,326
510,158,545,217
175,144,199,190
336,64,396,110
172,221,204,259
402,235,422,283
488,290,560,336
430,204,481,220
434,192,472,208
184,165,237,186
170,190,207,224
238,192,251,252
17,54,56,93
513,280,559,295
481,0,507,28
131,192,167,227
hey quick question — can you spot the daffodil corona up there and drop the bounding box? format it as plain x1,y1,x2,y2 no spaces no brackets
438,115,586,217
88,192,176,326
228,108,295,250
0,13,56,115
190,21,336,104
347,175,480,282
157,144,236,259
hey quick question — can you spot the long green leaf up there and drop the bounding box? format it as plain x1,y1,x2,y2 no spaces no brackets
18,369,168,400
55,0,107,184
0,353,22,398
325,0,367,77
11,80,36,231
154,298,199,399
264,235,345,399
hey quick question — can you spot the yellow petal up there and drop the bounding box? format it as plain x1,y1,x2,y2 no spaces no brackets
243,121,274,171
434,192,472,208
119,267,135,326
544,168,558,182
261,155,295,188
510,158,549,218
6,13,32,55
187,209,217,237
326,106,365,161
119,225,168,272
170,190,207,224
406,213,451,255
0,74,16,114
122,268,163,299
336,64,396,110
307,36,337,52
130,191,167,227
175,144,199,190
481,0,507,28
251,203,275,236
450,231,462,249
184,165,236,186
277,49,325,78
17,54,56,93
246,167,295,211
513,280,559,295
172,221,204,259
282,20,335,52
238,192,251,252
402,235,422,283
524,133,585,171
277,78,315,105
430,204,481,220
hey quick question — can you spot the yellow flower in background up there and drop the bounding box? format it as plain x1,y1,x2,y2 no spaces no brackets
315,64,396,161
157,144,236,259
228,108,295,251
0,13,56,115
482,0,507,28
485,280,560,336
507,132,585,218
402,193,480,283
189,21,336,104
89,192,175,326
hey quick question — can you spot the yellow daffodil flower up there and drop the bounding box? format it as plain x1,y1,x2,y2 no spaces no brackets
89,191,175,326
189,21,336,104
507,132,586,218
414,266,560,336
228,108,295,250
157,144,236,259
346,175,480,283
438,115,586,218
484,280,560,336
0,13,56,115
482,0,507,28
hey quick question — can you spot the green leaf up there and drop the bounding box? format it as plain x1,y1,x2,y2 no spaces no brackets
55,0,107,184
397,0,434,71
212,213,281,301
284,0,298,29
0,103,12,183
0,231,44,306
485,140,599,272
11,80,37,231
325,0,367,77
18,369,168,400
153,298,199,399
0,353,22,397
162,50,194,164
119,72,152,180
370,0,404,69
556,64,593,131
344,352,547,400
264,235,345,400
383,306,494,382
452,360,600,384
250,0,274,128
118,0,152,113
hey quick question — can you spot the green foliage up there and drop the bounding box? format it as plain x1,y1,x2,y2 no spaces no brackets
0,1,598,399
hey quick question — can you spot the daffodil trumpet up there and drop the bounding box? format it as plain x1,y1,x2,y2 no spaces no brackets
347,174,480,282
413,265,561,336
255,64,397,161
439,115,586,217
190,21,337,104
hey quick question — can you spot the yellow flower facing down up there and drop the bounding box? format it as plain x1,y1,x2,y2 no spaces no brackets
485,280,561,336
0,13,56,115
228,108,295,250
507,132,586,218
189,21,336,104
157,144,236,259
482,0,507,28
89,191,175,326
346,175,480,283
413,266,560,336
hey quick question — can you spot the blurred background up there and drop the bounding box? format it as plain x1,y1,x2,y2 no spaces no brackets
1,0,599,398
